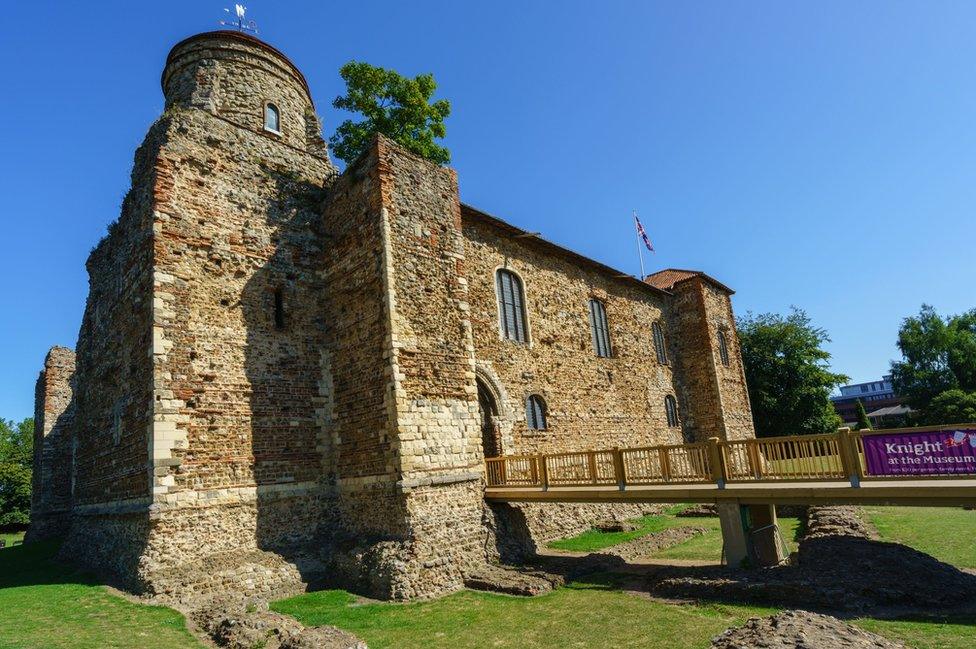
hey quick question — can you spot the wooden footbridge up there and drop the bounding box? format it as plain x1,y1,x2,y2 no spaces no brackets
484,425,976,565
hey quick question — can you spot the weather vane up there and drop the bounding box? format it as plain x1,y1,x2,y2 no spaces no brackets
220,4,258,34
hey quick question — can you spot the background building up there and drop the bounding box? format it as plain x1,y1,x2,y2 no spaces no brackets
831,375,909,427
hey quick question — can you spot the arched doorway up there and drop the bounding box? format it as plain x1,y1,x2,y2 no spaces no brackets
477,377,501,458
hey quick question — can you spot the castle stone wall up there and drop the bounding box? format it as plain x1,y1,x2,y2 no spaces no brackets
318,138,414,564
462,212,690,454
374,138,485,597
163,32,327,155
71,119,162,510
29,30,757,603
144,31,337,583
28,347,76,540
668,277,754,442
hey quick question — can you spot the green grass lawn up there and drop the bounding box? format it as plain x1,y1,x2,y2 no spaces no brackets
548,505,802,561
0,507,972,648
271,506,973,649
274,575,781,649
0,542,200,649
0,530,25,548
866,506,976,569
273,575,975,649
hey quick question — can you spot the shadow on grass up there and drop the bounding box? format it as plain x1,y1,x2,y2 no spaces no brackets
642,535,976,626
0,540,98,589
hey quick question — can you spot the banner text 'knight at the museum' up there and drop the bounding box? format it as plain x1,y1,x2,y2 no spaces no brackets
862,429,976,476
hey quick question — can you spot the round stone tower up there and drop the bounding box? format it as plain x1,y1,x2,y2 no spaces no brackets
162,31,327,155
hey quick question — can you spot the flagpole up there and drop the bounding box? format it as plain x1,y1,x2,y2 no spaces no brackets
634,210,645,279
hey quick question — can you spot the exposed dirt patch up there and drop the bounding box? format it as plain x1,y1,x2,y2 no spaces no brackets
711,610,905,648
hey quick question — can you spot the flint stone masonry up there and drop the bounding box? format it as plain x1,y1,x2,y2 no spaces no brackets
30,30,756,602
26,347,76,541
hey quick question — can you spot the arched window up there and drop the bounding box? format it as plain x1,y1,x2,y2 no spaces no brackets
665,394,679,427
718,330,730,367
652,321,668,365
264,102,281,133
496,269,528,343
526,394,547,430
589,299,611,358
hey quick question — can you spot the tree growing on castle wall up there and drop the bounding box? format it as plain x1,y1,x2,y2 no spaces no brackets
738,309,848,438
0,418,33,527
855,399,872,431
329,61,451,165
890,304,976,424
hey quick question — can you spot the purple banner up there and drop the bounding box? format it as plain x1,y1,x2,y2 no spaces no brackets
862,429,976,476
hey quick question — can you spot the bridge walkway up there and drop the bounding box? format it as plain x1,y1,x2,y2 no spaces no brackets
483,425,976,566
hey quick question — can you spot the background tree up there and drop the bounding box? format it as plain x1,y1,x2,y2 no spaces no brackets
854,398,872,431
918,389,976,425
329,62,451,165
738,309,848,438
890,304,976,423
0,418,34,527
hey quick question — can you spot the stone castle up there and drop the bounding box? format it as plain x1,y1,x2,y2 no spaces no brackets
29,31,755,602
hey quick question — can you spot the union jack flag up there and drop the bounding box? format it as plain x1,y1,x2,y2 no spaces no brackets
635,216,654,253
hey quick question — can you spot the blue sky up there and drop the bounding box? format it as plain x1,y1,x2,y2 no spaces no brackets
1,1,974,420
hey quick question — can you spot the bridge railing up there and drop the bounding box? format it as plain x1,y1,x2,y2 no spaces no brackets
484,423,976,489
722,433,847,482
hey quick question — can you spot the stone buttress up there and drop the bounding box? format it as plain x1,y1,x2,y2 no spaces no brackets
321,136,485,599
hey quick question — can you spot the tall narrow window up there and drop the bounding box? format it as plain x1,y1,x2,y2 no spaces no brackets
665,394,679,427
273,288,285,330
264,103,281,133
496,269,528,343
718,330,730,367
589,299,611,358
652,321,668,365
526,395,547,430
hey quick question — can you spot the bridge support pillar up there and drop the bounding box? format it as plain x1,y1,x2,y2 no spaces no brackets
717,502,785,568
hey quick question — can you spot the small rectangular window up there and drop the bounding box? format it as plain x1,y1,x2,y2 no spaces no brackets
652,321,668,365
274,289,285,330
718,330,730,367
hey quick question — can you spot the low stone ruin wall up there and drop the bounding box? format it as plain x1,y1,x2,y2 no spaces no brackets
511,502,666,544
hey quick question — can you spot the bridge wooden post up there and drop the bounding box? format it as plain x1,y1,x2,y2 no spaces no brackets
538,455,549,491
658,447,672,482
707,437,726,489
612,448,626,490
837,427,861,487
747,443,763,480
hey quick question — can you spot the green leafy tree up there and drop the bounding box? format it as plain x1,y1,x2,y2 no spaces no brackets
0,418,34,527
738,309,848,438
919,389,976,425
890,305,976,422
329,62,451,165
854,398,872,431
